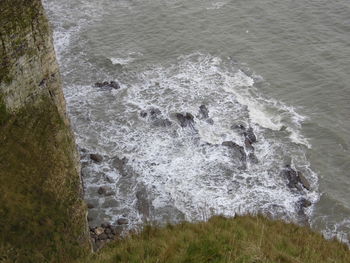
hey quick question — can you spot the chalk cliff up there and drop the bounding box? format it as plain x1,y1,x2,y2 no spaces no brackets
0,0,89,261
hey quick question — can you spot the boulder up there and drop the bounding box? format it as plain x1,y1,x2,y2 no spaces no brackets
297,172,311,190
90,153,103,163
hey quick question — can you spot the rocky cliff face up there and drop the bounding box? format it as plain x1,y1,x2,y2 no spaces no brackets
0,0,90,261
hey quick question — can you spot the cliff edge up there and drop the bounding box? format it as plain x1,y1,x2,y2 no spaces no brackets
0,0,90,261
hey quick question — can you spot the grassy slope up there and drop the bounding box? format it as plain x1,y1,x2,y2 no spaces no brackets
0,98,89,262
87,215,350,263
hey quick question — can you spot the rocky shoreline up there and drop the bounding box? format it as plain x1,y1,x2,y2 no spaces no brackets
82,80,313,250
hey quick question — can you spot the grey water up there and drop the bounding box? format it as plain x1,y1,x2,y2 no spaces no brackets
43,0,350,243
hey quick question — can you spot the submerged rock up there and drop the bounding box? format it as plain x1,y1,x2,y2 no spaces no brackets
222,141,247,165
140,108,172,127
197,105,214,125
175,113,195,128
198,105,209,119
112,156,128,177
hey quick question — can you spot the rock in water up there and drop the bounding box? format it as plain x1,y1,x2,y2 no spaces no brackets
297,172,311,190
109,81,120,89
90,153,103,163
244,127,257,143
175,113,195,128
198,104,209,119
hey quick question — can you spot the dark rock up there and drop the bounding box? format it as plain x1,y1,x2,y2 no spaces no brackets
283,165,301,190
140,110,148,118
244,127,257,144
105,228,112,234
109,81,120,89
299,198,312,208
149,108,161,119
175,113,195,128
94,82,104,88
90,153,103,163
107,233,114,239
198,105,209,119
117,218,129,225
297,172,311,190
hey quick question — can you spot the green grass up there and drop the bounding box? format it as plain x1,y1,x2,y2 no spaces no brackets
85,215,350,263
0,98,89,263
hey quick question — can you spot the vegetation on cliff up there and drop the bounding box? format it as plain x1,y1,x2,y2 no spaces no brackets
86,215,350,263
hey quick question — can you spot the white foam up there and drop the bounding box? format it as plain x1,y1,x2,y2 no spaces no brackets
206,2,227,10
110,57,135,65
48,47,319,228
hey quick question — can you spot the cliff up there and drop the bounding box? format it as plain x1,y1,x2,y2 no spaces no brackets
0,0,90,261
